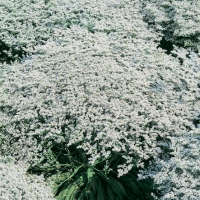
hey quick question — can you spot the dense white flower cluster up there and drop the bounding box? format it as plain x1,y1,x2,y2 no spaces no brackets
0,0,49,59
0,0,101,57
139,133,200,199
0,155,55,200
140,0,200,51
0,0,200,199
138,47,200,199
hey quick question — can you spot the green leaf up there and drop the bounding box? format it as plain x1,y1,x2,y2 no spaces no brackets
87,168,95,183
142,181,153,191
84,186,96,200
107,177,127,199
128,169,139,178
91,176,98,195
136,180,146,190
55,182,69,200
121,171,138,183
74,175,85,189
107,184,115,200
56,172,71,183
120,177,134,182
65,175,85,200
56,164,84,191
77,187,86,200
110,154,123,169
54,181,68,197
128,180,145,199
88,190,96,200
63,185,77,200
97,179,105,200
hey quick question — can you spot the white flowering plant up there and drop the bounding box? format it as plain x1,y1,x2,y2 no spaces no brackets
140,0,200,52
0,0,200,199
138,46,200,199
139,133,200,200
0,155,55,200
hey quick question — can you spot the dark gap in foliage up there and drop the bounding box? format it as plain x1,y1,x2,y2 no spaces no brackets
156,135,175,160
192,114,200,128
157,37,173,55
0,40,27,64
184,125,193,132
126,125,136,132
176,35,199,52
36,110,46,124
143,121,158,131
156,36,198,65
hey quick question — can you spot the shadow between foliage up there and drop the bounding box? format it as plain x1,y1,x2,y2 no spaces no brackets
0,40,27,64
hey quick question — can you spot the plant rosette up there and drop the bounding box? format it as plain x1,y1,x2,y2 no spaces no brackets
28,142,159,200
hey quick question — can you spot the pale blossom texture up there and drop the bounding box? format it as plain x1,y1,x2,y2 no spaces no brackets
0,0,102,60
0,156,55,200
138,48,200,199
0,0,200,199
138,134,200,200
140,0,200,52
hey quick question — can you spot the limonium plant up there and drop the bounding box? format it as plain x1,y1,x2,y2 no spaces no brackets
139,133,200,200
28,142,158,199
0,0,200,199
0,155,55,200
140,0,200,52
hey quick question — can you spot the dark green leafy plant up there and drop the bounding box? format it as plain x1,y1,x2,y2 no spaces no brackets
28,143,159,200
0,40,27,64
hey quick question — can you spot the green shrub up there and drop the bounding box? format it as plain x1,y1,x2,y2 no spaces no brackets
28,143,158,200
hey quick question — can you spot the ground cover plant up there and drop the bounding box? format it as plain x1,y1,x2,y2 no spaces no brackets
0,0,200,199
140,0,200,57
0,155,55,199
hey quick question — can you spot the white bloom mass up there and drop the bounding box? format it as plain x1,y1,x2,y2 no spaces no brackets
0,156,55,200
0,0,199,199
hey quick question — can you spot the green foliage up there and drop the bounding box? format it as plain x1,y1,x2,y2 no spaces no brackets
0,40,26,64
28,143,158,200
